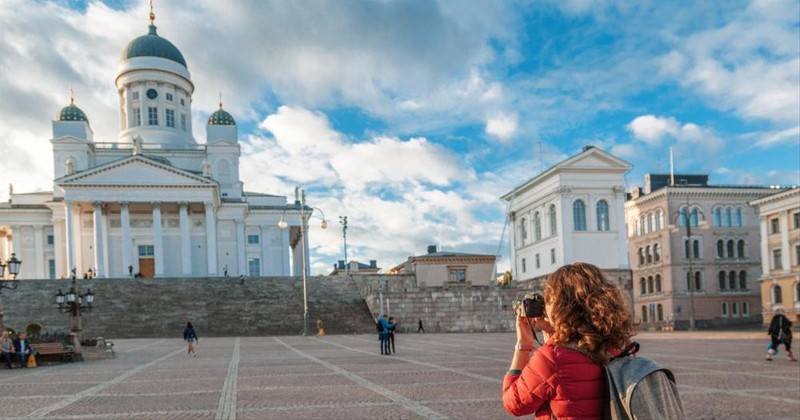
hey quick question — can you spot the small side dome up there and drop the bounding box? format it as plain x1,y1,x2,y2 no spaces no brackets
208,106,236,126
57,92,89,122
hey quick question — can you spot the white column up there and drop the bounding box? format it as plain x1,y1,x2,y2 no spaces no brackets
102,206,110,277
204,202,218,275
93,202,106,278
53,219,65,278
261,225,269,275
152,202,164,277
180,202,192,275
281,227,290,275
0,233,7,262
780,210,791,272
65,201,75,275
34,226,44,279
236,220,246,276
759,215,769,275
120,202,132,276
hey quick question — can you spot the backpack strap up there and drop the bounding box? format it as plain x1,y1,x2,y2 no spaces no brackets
610,342,639,362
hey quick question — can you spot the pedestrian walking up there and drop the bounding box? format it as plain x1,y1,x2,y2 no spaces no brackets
388,316,397,354
183,321,198,357
417,318,425,334
766,310,796,361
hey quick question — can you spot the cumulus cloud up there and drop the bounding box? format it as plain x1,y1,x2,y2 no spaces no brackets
485,112,519,141
626,115,680,144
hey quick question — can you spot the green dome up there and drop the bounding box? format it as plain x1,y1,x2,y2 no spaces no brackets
208,108,236,126
121,25,187,68
57,103,88,122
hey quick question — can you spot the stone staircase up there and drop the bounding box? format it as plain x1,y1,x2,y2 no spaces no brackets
1,276,376,338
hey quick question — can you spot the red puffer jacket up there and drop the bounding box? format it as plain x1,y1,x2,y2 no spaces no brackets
503,342,604,419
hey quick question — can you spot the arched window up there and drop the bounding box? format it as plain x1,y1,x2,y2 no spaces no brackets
735,208,743,227
635,218,641,236
743,302,749,316
520,218,528,243
640,278,646,295
646,246,652,264
693,239,700,259
549,205,557,236
573,200,587,231
686,272,692,291
679,207,688,226
647,276,654,294
695,271,702,291
690,208,699,227
657,304,664,321
597,200,609,231
641,306,648,323
729,271,737,290
684,239,690,259
722,302,728,316
643,216,649,234
737,240,745,258
656,209,664,230
713,208,722,227
655,274,662,292
727,240,735,258
534,212,542,241
717,240,724,258
653,243,661,262
772,285,783,304
638,248,644,266
732,302,739,316
718,271,726,290
724,207,732,227
649,213,656,233
739,271,747,290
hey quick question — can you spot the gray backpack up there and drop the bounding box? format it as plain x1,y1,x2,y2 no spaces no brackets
605,343,685,420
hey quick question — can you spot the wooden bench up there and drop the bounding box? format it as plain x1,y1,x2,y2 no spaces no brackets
34,342,76,363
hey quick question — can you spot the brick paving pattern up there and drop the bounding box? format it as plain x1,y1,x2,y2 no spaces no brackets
1,331,798,419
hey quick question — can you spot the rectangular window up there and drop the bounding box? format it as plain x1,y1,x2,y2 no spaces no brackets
450,268,466,282
138,245,155,256
550,248,556,264
535,253,540,269
131,91,139,100
521,258,527,273
132,107,141,127
773,249,782,270
148,107,158,125
166,92,173,101
770,218,780,234
180,114,187,131
248,258,260,276
180,98,185,106
247,234,259,244
166,109,175,128
793,212,800,230
795,245,800,266
48,259,56,279
47,235,54,246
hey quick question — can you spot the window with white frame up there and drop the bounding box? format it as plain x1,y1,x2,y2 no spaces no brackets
793,212,800,230
450,267,466,282
713,207,721,227
181,113,187,131
717,240,724,258
739,270,747,290
247,234,259,244
737,240,745,258
742,302,749,316
773,249,783,270
721,302,728,316
656,209,664,230
597,200,609,231
521,258,526,273
248,258,260,276
549,205,557,236
573,200,586,231
132,107,141,126
655,274,662,292
166,109,175,128
690,208,699,227
724,208,732,227
131,91,139,100
732,302,739,316
166,92,173,101
535,253,540,269
534,212,542,241
138,245,154,256
770,218,780,234
772,284,783,304
550,248,556,264
147,106,158,125
735,208,743,227
520,218,528,243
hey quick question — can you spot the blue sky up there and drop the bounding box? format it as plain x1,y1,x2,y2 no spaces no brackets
1,0,798,276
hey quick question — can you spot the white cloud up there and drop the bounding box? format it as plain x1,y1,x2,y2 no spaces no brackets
626,115,680,144
485,112,518,141
753,125,800,149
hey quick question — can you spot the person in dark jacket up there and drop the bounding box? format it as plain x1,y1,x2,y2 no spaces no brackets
377,314,393,355
503,263,636,419
13,331,33,368
183,322,198,357
767,311,795,361
388,317,397,354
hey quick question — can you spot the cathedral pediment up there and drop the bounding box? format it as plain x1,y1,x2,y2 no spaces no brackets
56,155,215,187
558,147,631,171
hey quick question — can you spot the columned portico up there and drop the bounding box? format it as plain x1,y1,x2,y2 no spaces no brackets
152,202,164,276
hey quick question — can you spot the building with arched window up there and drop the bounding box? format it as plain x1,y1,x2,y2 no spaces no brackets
0,13,316,279
625,173,773,329
751,187,800,327
502,146,631,291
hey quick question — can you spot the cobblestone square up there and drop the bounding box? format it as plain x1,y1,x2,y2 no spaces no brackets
1,331,798,419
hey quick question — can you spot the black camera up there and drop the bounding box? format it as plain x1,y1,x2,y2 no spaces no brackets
519,293,545,318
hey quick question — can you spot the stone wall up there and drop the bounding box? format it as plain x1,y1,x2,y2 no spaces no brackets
1,276,375,338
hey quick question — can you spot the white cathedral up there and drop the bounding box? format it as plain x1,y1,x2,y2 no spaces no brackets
0,13,316,280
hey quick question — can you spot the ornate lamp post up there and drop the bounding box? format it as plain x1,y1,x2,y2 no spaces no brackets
55,270,95,345
339,216,348,277
0,253,23,331
278,188,327,336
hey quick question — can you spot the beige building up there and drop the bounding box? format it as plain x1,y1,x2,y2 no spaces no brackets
329,260,381,276
625,174,774,329
750,188,800,326
388,245,496,287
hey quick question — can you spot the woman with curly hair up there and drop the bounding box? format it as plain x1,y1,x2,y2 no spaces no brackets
503,262,636,419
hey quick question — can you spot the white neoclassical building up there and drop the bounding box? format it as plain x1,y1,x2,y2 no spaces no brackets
501,146,631,281
0,13,316,280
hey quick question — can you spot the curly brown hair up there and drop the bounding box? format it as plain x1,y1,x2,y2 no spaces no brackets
544,262,635,365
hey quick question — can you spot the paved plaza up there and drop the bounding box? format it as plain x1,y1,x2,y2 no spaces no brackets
1,331,798,419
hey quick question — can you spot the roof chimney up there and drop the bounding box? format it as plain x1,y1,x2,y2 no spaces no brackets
427,245,437,254
369,260,377,268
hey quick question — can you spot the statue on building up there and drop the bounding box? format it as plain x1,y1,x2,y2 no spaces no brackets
65,157,76,175
132,135,143,155
201,160,212,177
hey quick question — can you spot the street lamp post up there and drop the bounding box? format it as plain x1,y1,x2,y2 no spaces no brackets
278,188,327,336
339,216,348,277
0,253,23,332
55,270,95,351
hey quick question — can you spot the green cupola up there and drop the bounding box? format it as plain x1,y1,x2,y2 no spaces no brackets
57,90,89,123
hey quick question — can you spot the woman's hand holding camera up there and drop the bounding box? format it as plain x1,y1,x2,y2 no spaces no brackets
515,308,535,347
